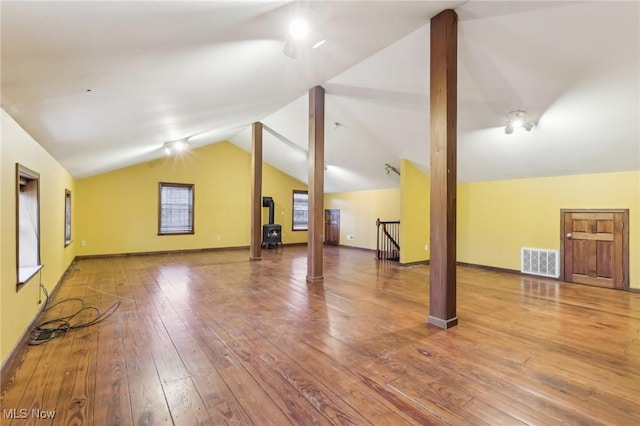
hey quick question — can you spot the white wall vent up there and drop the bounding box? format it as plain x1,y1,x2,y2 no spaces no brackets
521,248,559,278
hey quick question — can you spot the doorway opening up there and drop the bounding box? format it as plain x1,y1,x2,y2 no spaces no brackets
324,209,340,246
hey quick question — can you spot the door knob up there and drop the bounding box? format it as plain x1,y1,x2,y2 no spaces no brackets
566,233,573,239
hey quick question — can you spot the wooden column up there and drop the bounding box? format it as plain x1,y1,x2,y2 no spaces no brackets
307,86,325,282
428,9,458,329
250,122,263,261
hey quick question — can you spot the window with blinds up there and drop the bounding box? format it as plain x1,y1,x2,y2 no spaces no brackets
158,182,194,235
292,190,308,231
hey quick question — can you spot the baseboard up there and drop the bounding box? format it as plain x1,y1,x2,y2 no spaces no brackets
396,259,525,275
399,260,430,267
0,262,68,393
337,244,375,254
75,245,251,259
75,244,321,259
456,261,523,276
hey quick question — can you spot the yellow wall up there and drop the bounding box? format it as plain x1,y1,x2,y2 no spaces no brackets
458,170,640,289
325,188,400,250
400,159,430,264
76,141,307,256
1,109,77,364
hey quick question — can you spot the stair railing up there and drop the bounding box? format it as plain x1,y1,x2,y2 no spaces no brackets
376,218,400,261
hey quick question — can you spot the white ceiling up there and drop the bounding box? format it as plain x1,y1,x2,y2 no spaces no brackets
2,1,639,193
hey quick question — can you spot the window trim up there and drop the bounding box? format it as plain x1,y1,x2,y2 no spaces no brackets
16,163,42,289
158,182,195,235
292,189,309,231
64,189,72,247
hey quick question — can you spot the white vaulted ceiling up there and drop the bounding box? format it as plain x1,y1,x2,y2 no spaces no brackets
2,1,638,192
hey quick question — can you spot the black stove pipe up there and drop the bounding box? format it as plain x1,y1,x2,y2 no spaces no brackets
262,196,275,224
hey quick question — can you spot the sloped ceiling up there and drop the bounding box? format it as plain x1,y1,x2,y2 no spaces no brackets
2,1,638,193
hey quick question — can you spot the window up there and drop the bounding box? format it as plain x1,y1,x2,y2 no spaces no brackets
158,182,194,235
64,189,72,246
292,190,308,231
16,164,42,288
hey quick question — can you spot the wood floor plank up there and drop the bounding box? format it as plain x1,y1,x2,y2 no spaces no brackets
231,330,364,425
162,376,212,426
0,341,46,419
122,340,172,425
190,373,254,425
389,337,564,425
204,356,293,426
59,326,98,425
226,338,334,425
253,325,437,425
21,332,75,423
93,332,132,426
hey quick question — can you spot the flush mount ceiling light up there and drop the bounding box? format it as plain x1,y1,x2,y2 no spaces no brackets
505,110,534,134
163,138,189,155
289,18,310,40
283,15,325,59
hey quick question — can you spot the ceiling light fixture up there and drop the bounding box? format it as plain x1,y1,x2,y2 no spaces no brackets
283,16,325,59
505,110,534,134
163,138,189,155
289,18,310,40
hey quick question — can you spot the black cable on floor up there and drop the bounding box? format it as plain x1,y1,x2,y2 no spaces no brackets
28,284,121,345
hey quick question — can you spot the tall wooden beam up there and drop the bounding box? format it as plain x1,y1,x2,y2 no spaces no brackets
307,86,325,282
428,9,458,329
250,122,263,261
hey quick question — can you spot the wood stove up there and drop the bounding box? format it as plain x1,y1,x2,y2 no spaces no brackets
262,197,282,248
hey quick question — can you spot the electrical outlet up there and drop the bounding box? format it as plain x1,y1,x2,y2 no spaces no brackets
424,244,428,251
216,235,221,240
81,240,86,247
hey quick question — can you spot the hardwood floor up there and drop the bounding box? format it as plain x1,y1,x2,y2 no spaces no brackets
1,245,639,425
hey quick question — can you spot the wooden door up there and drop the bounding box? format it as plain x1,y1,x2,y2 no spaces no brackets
561,209,629,289
324,209,340,246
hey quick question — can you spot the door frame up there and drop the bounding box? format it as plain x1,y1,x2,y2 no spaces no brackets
559,208,629,290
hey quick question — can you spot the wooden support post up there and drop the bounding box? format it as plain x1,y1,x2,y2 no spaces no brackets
250,122,263,261
307,86,325,282
428,9,458,329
